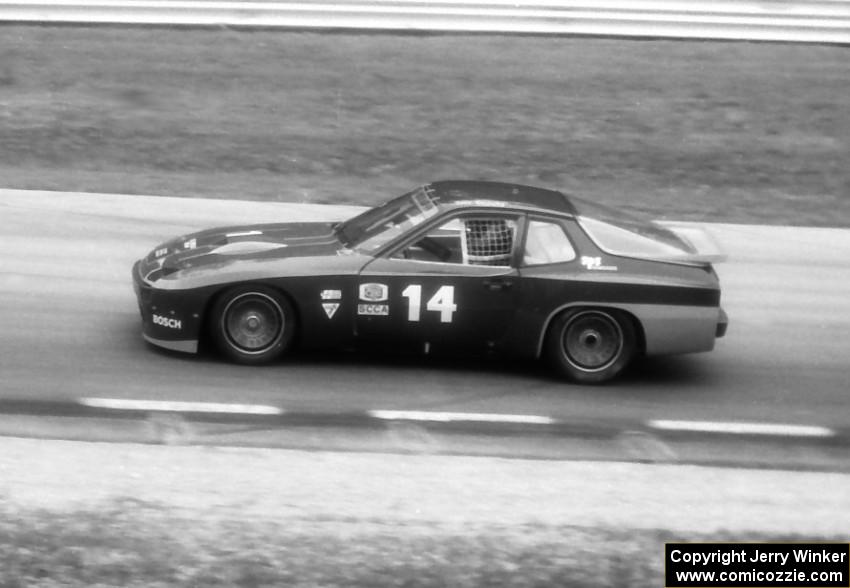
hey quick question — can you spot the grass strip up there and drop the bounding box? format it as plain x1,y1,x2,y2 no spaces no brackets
2,26,848,226
0,499,840,588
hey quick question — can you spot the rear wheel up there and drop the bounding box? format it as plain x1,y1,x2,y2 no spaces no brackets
210,286,295,364
547,308,636,384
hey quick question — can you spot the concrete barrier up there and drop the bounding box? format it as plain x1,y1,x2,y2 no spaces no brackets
1,0,849,43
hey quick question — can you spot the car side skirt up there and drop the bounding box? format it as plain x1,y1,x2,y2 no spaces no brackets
143,334,199,354
535,302,722,358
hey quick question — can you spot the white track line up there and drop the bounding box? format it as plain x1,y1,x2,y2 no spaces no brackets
80,398,283,415
369,410,556,425
75,401,838,438
648,420,835,438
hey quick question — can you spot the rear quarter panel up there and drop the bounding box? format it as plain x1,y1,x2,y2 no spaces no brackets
509,256,722,359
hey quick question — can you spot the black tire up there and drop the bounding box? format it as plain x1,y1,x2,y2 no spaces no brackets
547,308,636,384
210,285,296,365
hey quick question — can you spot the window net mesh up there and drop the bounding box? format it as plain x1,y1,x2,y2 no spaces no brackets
464,219,515,266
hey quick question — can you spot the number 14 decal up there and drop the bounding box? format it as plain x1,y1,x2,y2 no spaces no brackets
401,285,457,323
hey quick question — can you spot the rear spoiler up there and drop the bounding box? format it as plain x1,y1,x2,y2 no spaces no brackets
655,222,728,264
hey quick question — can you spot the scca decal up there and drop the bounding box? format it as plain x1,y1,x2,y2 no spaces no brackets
358,304,389,316
153,314,182,329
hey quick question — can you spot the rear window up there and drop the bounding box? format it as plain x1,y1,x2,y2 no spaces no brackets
571,196,695,258
578,216,694,258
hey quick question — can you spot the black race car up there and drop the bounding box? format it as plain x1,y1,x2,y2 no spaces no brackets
132,181,727,383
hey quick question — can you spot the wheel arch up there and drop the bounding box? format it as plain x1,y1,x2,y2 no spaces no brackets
200,281,303,352
536,303,646,359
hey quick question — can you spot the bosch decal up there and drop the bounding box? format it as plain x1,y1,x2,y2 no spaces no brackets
320,289,342,300
152,314,182,329
358,304,389,316
359,283,389,302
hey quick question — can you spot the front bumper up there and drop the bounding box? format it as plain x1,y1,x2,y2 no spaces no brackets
142,333,199,354
716,307,729,338
132,260,202,354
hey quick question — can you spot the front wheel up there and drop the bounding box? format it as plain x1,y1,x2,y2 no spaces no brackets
547,308,636,384
210,286,296,365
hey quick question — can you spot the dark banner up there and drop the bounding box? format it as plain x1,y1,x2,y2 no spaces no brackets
665,543,849,588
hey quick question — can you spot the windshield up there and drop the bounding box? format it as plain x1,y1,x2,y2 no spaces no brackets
335,185,439,253
571,196,696,257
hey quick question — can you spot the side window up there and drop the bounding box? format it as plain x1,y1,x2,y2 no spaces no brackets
522,220,576,266
394,215,519,266
464,217,517,266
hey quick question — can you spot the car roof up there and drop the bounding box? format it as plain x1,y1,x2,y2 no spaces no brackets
428,180,577,215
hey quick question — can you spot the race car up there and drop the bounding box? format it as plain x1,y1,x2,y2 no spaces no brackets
132,181,727,383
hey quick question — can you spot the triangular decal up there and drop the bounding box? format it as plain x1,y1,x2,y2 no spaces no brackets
322,303,340,319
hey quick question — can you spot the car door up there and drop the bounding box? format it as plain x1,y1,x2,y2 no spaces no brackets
355,212,523,355
503,215,586,358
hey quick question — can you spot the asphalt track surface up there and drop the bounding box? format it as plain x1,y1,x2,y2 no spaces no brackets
1,189,849,432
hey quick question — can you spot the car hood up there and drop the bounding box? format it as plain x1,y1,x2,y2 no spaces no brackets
139,222,344,282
